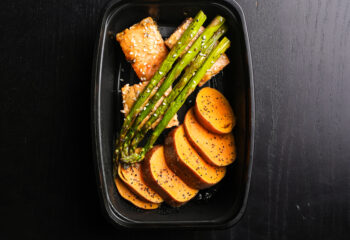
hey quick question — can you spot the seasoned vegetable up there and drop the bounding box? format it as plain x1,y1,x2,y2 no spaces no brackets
122,37,231,163
130,24,228,151
184,108,236,167
142,146,198,207
199,53,230,86
114,177,160,210
121,15,225,156
116,17,168,81
194,87,235,134
118,163,163,203
165,17,230,86
165,18,205,56
121,82,179,128
116,11,207,159
164,125,226,189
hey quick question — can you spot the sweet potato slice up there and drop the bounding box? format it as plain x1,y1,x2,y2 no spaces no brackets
164,125,226,189
184,108,236,167
114,177,160,210
142,146,198,207
194,87,235,134
118,163,163,204
116,17,168,81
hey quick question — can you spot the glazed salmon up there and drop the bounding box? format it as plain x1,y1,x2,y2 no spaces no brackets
121,82,179,129
116,17,168,81
164,125,226,189
165,18,229,86
118,163,163,204
114,177,160,210
184,108,236,167
142,146,198,207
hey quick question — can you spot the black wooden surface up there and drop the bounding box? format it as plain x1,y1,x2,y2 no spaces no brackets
1,0,349,239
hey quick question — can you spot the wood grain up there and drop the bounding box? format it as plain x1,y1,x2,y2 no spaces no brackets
0,0,349,239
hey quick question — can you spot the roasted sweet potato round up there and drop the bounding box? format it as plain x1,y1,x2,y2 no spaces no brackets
195,87,235,134
184,108,236,167
114,177,160,210
142,146,198,207
164,125,226,189
118,163,163,204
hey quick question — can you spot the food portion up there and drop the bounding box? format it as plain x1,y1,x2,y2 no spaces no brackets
184,108,236,167
199,54,230,86
114,177,160,210
121,82,179,129
194,87,235,134
142,146,198,207
117,11,207,160
165,17,230,87
164,125,226,189
113,11,236,209
118,163,163,203
165,18,205,56
116,17,168,81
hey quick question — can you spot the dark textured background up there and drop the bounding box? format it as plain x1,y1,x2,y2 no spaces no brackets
0,0,349,239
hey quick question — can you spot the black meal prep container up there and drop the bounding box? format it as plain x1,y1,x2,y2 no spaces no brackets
92,0,254,230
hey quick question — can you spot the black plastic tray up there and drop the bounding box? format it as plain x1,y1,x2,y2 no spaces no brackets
92,0,254,230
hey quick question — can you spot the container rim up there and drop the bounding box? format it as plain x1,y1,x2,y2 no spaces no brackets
91,0,255,230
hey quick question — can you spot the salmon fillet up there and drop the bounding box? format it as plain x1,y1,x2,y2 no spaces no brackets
121,82,179,129
165,18,230,86
165,18,205,56
116,17,168,81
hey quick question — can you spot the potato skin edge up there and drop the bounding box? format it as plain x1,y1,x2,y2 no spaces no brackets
142,146,190,207
164,127,214,189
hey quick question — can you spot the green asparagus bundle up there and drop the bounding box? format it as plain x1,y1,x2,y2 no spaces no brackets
121,37,231,163
130,25,228,152
115,11,206,159
120,16,226,156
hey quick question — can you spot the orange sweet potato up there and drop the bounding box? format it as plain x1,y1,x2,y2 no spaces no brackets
164,125,226,189
194,87,235,134
118,163,163,204
142,146,198,207
114,177,160,210
184,108,236,167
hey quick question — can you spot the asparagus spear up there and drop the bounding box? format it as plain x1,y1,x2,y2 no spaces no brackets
115,10,206,158
130,25,228,151
120,16,226,156
121,37,231,163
